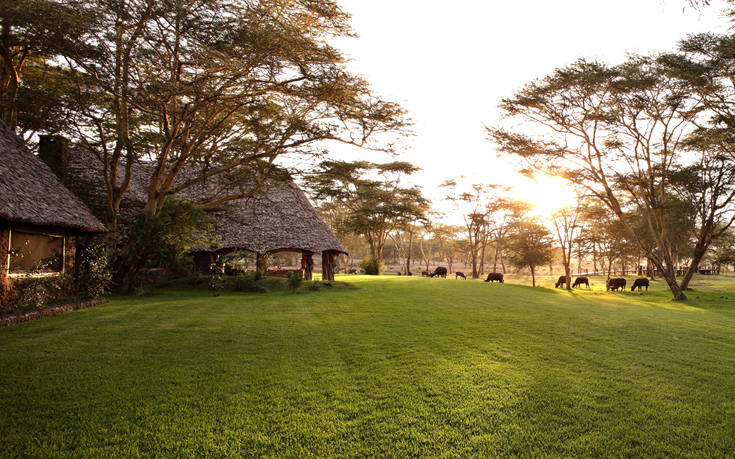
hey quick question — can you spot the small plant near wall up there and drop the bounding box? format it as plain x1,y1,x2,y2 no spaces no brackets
286,271,303,293
209,273,224,297
4,258,71,312
76,245,113,300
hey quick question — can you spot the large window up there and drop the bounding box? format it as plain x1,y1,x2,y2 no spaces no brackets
8,231,64,274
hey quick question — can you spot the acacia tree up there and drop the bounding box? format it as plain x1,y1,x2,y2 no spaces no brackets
506,218,554,287
551,202,582,290
0,0,92,129
17,0,406,250
490,56,735,300
308,160,427,265
442,181,493,279
660,34,735,288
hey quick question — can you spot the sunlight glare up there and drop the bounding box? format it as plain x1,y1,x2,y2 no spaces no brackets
512,176,578,217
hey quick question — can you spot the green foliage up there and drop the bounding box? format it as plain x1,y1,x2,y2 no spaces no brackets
2,257,71,312
506,219,554,286
307,281,321,291
308,160,428,262
208,273,224,297
359,257,385,275
76,244,112,300
286,271,303,293
10,273,71,312
117,198,215,290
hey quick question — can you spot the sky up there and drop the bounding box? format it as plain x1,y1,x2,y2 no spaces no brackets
325,0,733,221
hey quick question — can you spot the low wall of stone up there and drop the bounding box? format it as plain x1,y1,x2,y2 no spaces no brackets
0,297,107,327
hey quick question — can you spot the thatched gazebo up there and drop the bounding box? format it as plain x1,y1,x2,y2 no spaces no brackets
39,139,346,281
186,179,347,281
0,123,106,302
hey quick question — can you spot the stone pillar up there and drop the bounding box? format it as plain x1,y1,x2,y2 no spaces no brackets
301,251,314,280
321,250,336,281
0,228,9,304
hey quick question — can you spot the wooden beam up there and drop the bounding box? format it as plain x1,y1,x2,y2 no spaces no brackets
301,251,314,280
321,250,336,281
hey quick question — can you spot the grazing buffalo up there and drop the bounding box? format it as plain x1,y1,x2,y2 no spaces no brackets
606,277,627,292
572,276,590,288
421,270,430,277
555,275,570,288
484,272,504,283
347,268,357,275
455,272,466,279
631,278,649,291
406,271,412,276
431,267,448,278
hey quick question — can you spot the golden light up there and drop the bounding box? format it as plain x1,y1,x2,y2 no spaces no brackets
512,175,578,217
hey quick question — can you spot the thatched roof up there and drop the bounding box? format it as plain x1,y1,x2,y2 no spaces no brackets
187,180,346,254
0,122,106,232
62,146,345,254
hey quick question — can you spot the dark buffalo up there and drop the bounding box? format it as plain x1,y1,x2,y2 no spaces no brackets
406,271,412,276
421,270,430,277
455,272,466,279
484,272,504,283
607,278,627,292
555,275,570,288
572,276,589,288
631,278,649,291
431,267,448,278
347,268,358,275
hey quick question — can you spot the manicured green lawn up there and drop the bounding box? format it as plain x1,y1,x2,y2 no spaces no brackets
2,275,735,456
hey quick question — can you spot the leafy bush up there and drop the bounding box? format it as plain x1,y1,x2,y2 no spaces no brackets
359,257,385,275
307,281,320,291
286,271,303,293
76,245,113,300
15,274,71,311
209,273,224,297
117,198,216,290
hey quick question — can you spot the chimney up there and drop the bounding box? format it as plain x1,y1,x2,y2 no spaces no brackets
39,135,70,181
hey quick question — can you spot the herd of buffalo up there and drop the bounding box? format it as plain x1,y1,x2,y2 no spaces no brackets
390,267,653,292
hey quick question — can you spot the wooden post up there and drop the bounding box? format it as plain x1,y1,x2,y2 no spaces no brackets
0,228,9,304
301,251,314,280
321,250,336,281
256,252,267,276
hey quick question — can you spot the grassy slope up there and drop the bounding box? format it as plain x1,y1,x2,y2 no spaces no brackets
1,275,734,456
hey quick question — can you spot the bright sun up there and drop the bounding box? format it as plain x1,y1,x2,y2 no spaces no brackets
512,176,577,217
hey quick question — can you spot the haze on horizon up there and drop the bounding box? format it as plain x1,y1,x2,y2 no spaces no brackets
327,0,733,221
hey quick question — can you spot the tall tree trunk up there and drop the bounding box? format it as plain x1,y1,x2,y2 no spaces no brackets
592,243,598,273
530,265,536,287
563,262,571,290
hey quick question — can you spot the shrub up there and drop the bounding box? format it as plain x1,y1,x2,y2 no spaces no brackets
76,245,113,300
359,257,385,275
286,271,303,293
14,273,71,311
209,273,224,297
307,281,320,291
117,198,216,290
